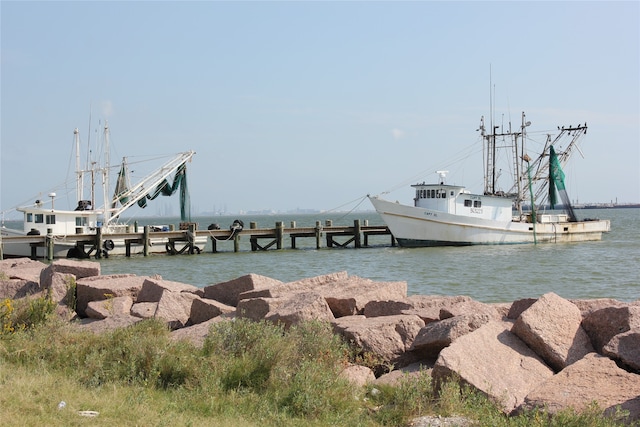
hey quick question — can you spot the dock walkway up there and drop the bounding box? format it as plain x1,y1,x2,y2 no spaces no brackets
1,219,395,260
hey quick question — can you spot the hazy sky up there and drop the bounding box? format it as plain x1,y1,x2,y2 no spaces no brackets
2,1,638,217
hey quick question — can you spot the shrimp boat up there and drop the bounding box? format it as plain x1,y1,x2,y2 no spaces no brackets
369,112,611,246
1,123,207,258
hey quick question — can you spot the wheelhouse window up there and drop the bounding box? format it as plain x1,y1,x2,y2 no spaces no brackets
474,201,482,208
46,215,56,224
76,217,87,226
464,200,472,207
35,214,44,223
26,213,33,222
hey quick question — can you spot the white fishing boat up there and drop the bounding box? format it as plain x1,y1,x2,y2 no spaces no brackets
1,123,207,258
369,112,611,246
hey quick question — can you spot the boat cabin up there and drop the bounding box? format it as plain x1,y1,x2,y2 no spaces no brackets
412,183,513,222
18,206,100,236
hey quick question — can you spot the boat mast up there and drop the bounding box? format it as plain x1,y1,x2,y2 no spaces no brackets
74,128,83,203
102,121,110,223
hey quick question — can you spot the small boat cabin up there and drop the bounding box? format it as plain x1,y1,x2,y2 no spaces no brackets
412,182,513,222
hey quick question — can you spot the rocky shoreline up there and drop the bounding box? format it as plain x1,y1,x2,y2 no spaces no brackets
1,257,639,423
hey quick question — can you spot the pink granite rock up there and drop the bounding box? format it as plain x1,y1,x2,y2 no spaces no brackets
333,314,425,369
75,274,146,317
40,259,100,289
520,353,640,422
0,258,48,283
130,302,158,319
189,297,235,325
410,313,494,358
238,272,349,300
154,290,199,330
85,295,134,319
339,364,376,387
137,277,202,302
204,273,283,306
432,321,554,413
264,291,335,329
511,292,594,371
602,329,640,372
582,305,640,352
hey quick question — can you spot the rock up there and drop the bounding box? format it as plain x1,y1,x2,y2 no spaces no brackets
238,271,349,300
85,295,134,319
40,259,100,288
130,302,158,319
0,278,40,299
511,292,594,371
137,277,203,302
323,277,407,317
189,297,235,325
237,297,284,322
0,258,48,283
264,291,335,329
582,305,640,352
74,314,141,333
204,274,283,306
602,329,640,373
506,298,537,320
154,290,199,330
333,314,425,370
170,316,233,347
490,302,511,318
439,299,501,321
75,274,145,318
571,298,629,317
410,313,493,358
432,321,554,413
410,415,474,427
239,273,406,318
363,299,414,318
374,361,433,387
365,295,474,324
339,364,376,387
520,353,640,422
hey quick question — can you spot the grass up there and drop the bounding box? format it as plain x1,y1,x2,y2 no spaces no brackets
0,298,637,427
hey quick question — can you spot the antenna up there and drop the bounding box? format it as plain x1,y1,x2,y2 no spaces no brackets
436,170,449,184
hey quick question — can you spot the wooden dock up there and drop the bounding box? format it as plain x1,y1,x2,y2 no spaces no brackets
1,219,395,260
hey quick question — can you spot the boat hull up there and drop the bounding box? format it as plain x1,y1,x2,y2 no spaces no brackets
369,196,610,246
1,228,208,259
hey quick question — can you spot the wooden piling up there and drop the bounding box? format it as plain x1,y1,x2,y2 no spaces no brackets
315,221,322,249
46,228,54,261
233,234,240,252
95,227,103,259
276,221,284,250
354,219,362,249
143,226,150,256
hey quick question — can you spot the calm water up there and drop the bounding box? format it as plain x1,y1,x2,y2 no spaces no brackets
92,208,639,303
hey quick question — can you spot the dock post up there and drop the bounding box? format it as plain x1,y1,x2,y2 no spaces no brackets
143,226,150,256
125,241,131,257
95,227,103,259
46,228,54,261
315,221,322,249
234,234,240,252
354,219,362,248
250,222,257,229
188,223,196,254
276,221,284,250
210,236,217,253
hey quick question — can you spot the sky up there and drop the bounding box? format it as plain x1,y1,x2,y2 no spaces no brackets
1,1,639,218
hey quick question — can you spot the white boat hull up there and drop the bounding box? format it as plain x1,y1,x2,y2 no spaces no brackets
369,196,610,246
1,228,208,259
